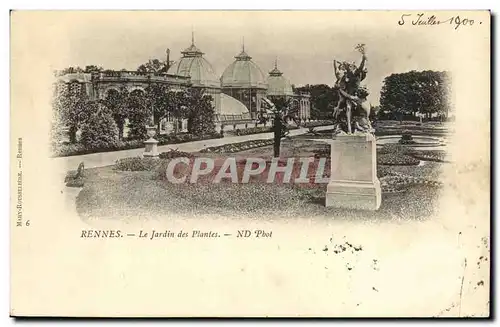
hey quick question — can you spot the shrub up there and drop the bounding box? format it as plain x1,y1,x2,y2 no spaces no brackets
399,130,416,144
80,104,120,149
114,157,160,171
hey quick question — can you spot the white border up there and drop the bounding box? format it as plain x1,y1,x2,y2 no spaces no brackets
3,1,498,325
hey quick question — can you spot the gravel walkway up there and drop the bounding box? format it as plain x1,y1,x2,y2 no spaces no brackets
53,125,334,171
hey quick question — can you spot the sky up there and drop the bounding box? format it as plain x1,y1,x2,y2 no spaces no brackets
50,11,456,105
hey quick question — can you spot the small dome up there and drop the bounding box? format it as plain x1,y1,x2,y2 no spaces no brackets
167,36,220,88
266,60,293,96
220,93,249,115
221,46,267,89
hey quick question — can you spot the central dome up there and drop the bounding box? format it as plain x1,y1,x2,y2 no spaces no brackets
167,36,220,88
221,46,267,89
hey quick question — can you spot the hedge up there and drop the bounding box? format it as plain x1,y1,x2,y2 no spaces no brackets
52,132,223,158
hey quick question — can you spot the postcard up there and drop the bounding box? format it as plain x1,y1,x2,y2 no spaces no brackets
10,10,490,317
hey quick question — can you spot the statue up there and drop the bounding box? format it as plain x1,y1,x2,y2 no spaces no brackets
332,44,374,135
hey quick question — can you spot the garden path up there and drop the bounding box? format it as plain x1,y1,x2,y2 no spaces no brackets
53,125,334,171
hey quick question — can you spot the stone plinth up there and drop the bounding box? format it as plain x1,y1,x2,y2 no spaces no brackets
143,138,159,158
325,133,381,211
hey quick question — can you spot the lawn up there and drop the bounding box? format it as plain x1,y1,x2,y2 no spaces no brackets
75,138,445,222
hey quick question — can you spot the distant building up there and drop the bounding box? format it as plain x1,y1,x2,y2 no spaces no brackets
54,34,311,134
220,45,268,120
266,59,310,121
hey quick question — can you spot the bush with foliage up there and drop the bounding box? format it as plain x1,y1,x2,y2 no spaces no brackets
399,130,416,145
80,102,120,150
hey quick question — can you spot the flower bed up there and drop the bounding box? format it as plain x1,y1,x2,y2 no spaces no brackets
228,125,300,136
159,149,195,160
407,150,449,163
51,132,222,158
227,126,272,136
377,144,408,155
301,120,333,128
376,128,448,137
114,157,162,171
377,153,420,166
200,139,274,154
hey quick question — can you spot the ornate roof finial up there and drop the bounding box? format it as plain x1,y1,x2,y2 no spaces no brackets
181,28,204,57
235,37,251,61
269,56,283,76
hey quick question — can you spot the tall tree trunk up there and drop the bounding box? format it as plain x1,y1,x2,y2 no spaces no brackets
69,125,77,144
273,118,282,158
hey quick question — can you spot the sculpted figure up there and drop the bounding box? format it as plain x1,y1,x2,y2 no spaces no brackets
332,44,373,134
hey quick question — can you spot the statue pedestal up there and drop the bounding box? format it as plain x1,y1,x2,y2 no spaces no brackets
325,133,381,211
143,138,159,158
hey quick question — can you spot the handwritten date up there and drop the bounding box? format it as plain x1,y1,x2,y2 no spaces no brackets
399,13,480,30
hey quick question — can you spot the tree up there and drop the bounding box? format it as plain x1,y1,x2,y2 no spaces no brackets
259,96,299,157
52,81,91,143
137,59,168,74
83,65,103,74
144,83,170,133
103,87,130,140
80,101,120,149
380,70,452,122
127,90,150,140
184,88,216,136
165,91,189,135
56,65,104,76
295,84,338,120
56,66,84,76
